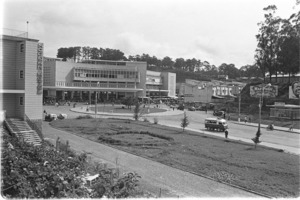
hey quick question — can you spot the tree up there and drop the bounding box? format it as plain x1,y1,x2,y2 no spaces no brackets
239,64,262,78
255,5,281,82
99,48,126,60
161,56,174,69
174,58,186,70
82,46,91,60
121,97,135,109
218,63,240,79
277,11,300,82
90,47,100,59
180,112,189,132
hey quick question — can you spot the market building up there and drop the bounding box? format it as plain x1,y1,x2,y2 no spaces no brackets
0,30,44,131
43,58,176,103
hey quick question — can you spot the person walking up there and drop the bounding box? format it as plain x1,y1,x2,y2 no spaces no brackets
244,116,248,123
224,129,229,138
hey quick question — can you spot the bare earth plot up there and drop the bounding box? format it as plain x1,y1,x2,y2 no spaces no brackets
50,118,300,198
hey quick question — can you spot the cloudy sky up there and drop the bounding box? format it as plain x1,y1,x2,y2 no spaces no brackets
2,0,298,68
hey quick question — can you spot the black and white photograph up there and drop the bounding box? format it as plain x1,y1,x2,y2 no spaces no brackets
1,0,299,198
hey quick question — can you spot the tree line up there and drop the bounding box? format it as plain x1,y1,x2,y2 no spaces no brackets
255,3,300,83
57,46,262,80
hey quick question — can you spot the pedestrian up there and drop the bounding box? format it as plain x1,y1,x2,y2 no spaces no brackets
225,129,228,138
244,116,248,123
228,113,231,121
223,112,226,119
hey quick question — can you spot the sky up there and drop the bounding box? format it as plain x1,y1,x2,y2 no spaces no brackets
2,0,298,68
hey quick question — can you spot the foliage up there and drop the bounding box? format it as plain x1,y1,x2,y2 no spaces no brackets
1,133,141,198
133,100,140,121
76,115,93,119
143,118,149,122
121,97,135,109
180,112,189,132
255,3,300,83
252,129,262,149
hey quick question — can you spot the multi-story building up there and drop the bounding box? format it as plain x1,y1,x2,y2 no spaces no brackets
0,30,44,130
43,58,176,102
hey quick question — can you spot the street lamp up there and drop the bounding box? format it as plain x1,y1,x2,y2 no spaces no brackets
256,83,271,139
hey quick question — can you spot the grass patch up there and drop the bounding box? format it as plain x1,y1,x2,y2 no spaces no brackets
50,118,300,198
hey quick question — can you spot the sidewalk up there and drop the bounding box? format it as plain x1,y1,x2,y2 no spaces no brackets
232,121,300,134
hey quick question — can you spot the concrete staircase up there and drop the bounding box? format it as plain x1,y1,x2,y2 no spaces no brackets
4,118,42,146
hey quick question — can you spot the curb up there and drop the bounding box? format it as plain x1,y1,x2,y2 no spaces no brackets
70,108,184,117
231,121,300,134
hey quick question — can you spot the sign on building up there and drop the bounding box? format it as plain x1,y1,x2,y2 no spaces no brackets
289,81,300,99
250,84,278,98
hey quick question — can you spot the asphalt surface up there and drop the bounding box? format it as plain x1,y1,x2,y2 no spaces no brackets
43,104,264,197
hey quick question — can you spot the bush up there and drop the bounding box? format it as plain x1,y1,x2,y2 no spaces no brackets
2,133,141,198
153,118,158,124
143,118,149,122
76,115,93,119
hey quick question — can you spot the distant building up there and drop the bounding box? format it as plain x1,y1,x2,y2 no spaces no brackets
176,79,245,104
0,30,44,129
267,73,300,83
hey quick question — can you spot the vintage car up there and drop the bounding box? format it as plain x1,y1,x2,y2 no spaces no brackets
205,117,228,131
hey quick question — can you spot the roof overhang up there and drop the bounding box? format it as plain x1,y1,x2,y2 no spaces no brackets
43,86,143,92
0,89,25,94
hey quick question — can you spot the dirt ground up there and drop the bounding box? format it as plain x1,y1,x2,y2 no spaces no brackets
51,118,300,198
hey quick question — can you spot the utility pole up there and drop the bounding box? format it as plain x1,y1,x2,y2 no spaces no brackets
238,91,241,122
26,21,29,38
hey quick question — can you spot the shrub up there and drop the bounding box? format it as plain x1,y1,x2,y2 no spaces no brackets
153,118,158,124
76,115,93,119
143,118,149,122
2,133,141,198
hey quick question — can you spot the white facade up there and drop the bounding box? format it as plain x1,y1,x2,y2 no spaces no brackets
1,34,43,122
43,59,176,101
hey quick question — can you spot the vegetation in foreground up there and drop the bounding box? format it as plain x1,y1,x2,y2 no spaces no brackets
51,118,300,198
1,129,144,199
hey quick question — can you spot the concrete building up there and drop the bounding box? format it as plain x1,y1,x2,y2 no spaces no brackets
0,30,44,130
43,58,176,103
176,79,245,104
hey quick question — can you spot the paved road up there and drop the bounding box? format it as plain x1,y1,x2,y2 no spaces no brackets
155,110,300,155
45,104,300,155
42,122,260,198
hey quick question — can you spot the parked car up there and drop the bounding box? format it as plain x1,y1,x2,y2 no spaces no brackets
213,110,225,117
196,106,207,111
177,104,184,110
188,106,196,111
205,117,228,131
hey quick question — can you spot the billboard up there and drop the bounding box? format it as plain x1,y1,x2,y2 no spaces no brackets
250,84,278,98
289,81,300,99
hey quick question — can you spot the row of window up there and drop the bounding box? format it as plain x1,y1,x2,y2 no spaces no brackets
74,69,138,79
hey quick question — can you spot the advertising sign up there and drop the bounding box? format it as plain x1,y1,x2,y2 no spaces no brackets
289,81,300,99
250,84,278,98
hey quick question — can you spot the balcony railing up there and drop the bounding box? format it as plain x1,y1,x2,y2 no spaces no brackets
54,81,136,89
